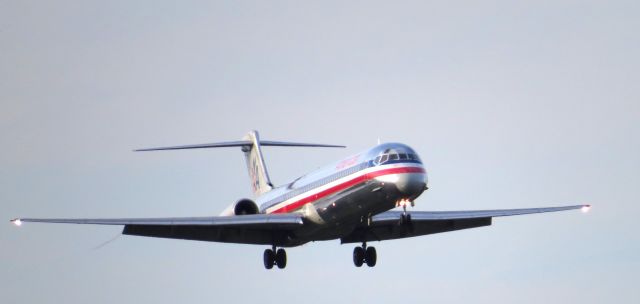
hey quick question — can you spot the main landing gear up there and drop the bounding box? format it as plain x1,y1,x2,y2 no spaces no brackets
263,246,287,270
353,242,377,267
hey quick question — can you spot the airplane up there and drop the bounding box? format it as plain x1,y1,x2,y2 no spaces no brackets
11,130,590,269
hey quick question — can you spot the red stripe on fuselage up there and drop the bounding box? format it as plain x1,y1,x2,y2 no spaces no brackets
269,166,425,214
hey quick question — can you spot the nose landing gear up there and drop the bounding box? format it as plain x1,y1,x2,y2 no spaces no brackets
353,242,377,267
398,203,414,233
263,246,287,270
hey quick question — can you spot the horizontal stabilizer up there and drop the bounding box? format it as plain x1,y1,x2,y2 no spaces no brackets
135,140,345,152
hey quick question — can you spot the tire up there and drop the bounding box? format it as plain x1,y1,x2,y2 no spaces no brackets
275,248,287,269
353,247,364,267
406,213,414,233
365,246,377,267
263,249,274,269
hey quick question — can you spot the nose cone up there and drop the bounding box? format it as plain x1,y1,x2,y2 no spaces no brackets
395,170,428,198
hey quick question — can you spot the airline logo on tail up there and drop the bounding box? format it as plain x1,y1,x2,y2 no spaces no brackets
249,157,260,193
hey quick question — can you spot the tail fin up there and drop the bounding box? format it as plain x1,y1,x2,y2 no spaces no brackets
135,130,345,197
241,131,273,196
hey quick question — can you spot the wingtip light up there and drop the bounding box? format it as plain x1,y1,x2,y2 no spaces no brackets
11,218,22,226
581,205,591,213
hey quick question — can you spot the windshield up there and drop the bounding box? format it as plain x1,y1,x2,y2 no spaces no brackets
373,147,421,165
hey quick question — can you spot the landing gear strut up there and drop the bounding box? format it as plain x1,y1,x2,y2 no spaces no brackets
263,245,287,270
399,205,414,232
353,242,377,267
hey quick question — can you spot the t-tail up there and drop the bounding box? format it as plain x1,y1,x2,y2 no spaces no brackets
135,130,345,197
242,131,273,196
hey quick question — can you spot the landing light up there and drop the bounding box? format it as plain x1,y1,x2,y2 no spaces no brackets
12,219,22,226
396,198,412,208
581,205,591,213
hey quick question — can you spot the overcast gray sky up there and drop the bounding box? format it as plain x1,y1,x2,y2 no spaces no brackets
1,1,638,303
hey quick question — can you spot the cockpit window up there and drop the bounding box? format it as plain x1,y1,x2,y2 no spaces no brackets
407,153,420,161
374,147,421,165
374,154,389,165
380,154,388,163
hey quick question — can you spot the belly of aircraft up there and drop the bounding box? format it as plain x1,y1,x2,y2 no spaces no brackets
292,180,405,242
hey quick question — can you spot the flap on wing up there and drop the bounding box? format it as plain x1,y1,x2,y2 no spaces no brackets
341,217,492,244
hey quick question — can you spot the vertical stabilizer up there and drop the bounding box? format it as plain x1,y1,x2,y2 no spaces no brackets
241,131,273,196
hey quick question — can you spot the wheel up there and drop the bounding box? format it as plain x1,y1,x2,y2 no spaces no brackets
353,247,364,267
399,213,407,226
365,246,377,267
275,248,287,269
263,249,274,269
406,213,414,233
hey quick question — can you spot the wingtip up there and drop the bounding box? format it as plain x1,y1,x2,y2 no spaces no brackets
10,218,22,226
581,205,591,213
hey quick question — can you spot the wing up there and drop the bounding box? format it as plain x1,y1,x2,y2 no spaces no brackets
11,214,304,246
340,204,590,244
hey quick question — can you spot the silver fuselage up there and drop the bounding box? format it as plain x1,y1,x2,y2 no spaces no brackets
255,143,428,246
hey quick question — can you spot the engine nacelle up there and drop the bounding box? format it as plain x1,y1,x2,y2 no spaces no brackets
220,199,259,216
